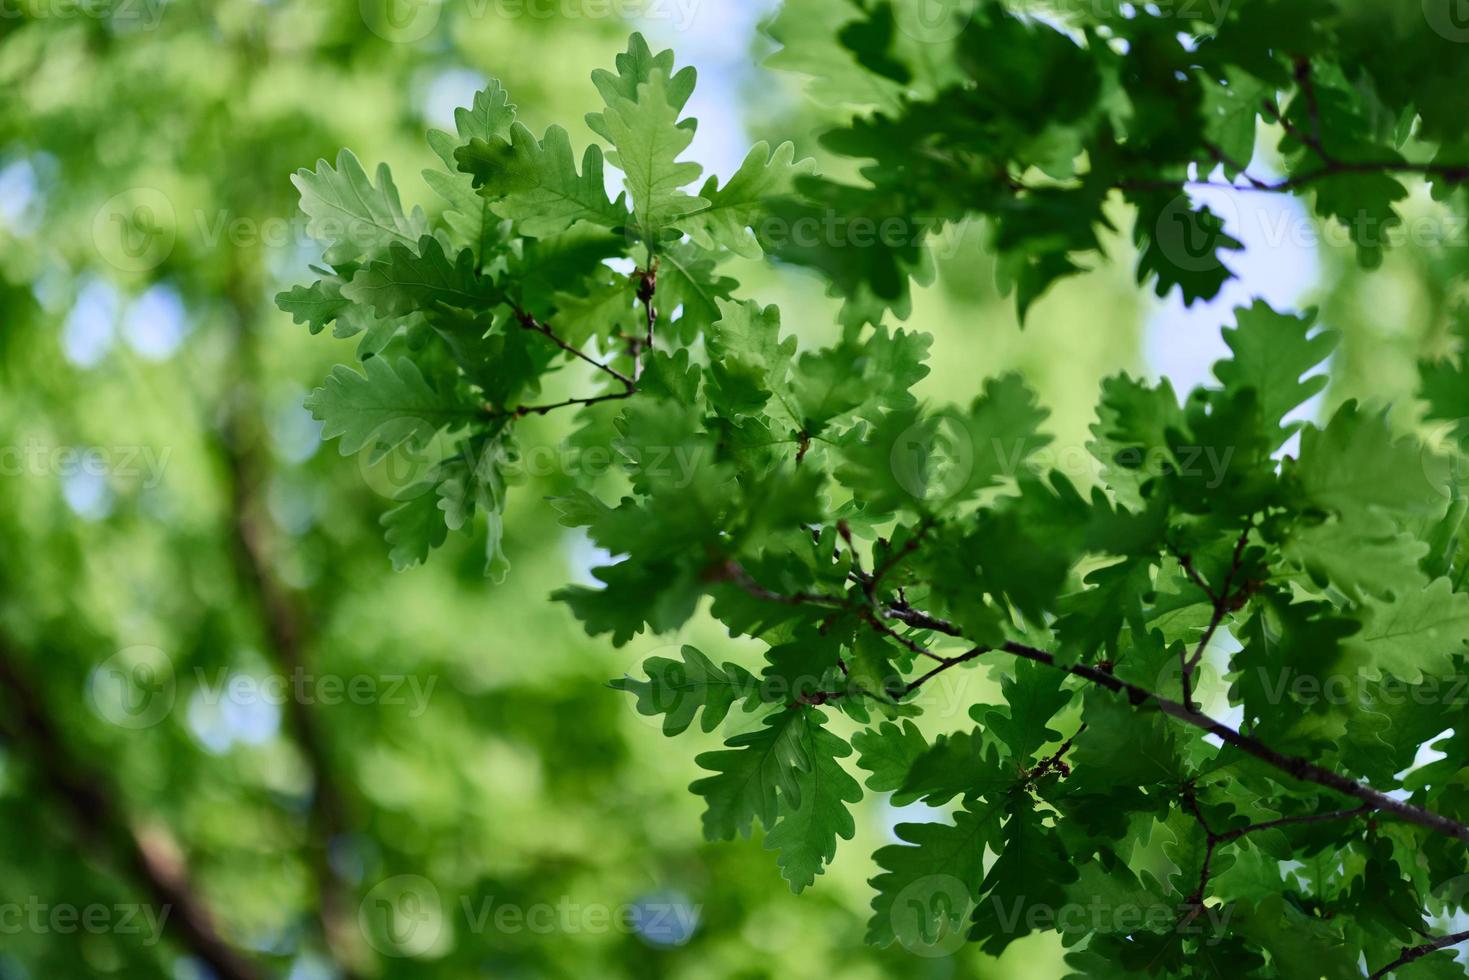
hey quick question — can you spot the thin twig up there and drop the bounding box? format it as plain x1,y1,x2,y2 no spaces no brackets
837,520,870,601
488,307,641,419
883,603,963,636
869,517,935,592
1030,724,1086,781
1294,57,1324,151
636,263,657,351
1179,785,1222,919
515,307,635,388
1200,140,1273,191
707,531,1469,846
632,263,658,385
1178,791,1368,924
995,640,1469,845
899,647,990,697
860,609,945,663
1170,545,1217,604
714,560,848,609
1216,803,1374,845
486,388,635,419
1111,154,1469,198
1181,528,1252,711
1369,930,1469,979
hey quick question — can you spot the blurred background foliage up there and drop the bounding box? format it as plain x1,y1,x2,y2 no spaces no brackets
0,1,1457,978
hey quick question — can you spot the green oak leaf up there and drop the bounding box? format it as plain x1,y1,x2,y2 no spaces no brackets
291,149,428,265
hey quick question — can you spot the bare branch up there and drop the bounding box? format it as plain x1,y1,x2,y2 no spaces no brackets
0,642,263,980
220,285,368,976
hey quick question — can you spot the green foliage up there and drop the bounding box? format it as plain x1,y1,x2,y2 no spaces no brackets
292,149,428,265
259,10,1469,979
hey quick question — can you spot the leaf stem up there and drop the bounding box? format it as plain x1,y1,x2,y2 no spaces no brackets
485,306,641,418
515,307,635,388
1181,527,1253,712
